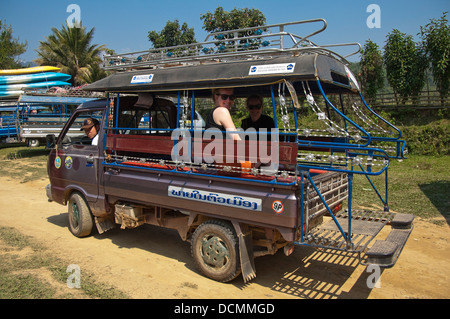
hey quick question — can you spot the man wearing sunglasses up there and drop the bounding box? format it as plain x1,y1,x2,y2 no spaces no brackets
206,88,241,140
241,95,275,131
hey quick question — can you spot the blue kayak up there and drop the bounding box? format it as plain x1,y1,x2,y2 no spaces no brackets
0,90,23,97
0,81,71,91
0,72,71,85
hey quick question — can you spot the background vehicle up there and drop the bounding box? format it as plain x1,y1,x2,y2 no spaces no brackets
0,106,19,144
17,93,99,147
46,20,413,282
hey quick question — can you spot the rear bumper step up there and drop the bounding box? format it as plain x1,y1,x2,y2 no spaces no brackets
365,214,414,268
297,211,414,268
390,213,415,229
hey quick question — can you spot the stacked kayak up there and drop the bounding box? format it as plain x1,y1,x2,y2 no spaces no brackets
0,66,71,98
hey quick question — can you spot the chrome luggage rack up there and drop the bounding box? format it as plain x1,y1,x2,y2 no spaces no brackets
103,19,361,71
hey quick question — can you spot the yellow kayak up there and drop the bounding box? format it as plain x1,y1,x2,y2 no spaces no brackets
0,66,60,75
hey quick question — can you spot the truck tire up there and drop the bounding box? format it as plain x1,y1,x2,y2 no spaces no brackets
191,220,241,282
68,192,94,237
27,139,39,147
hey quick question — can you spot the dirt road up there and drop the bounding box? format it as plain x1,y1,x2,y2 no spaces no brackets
0,176,448,299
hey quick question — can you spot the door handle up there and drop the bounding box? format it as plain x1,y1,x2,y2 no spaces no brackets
106,167,120,175
86,154,94,165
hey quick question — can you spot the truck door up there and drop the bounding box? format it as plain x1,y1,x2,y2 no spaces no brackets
49,109,104,204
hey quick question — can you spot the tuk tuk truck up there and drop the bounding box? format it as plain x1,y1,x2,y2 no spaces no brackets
46,20,413,283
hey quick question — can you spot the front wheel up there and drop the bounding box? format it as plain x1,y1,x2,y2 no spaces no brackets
191,220,241,282
68,192,94,237
27,139,39,147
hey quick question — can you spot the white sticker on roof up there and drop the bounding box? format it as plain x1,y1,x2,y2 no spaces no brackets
249,63,295,75
130,74,154,84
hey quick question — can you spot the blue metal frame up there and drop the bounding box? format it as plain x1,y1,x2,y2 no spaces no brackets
317,80,372,147
296,80,407,160
103,82,401,250
308,171,349,243
293,79,402,248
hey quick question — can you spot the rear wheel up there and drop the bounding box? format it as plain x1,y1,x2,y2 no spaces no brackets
68,192,93,237
191,220,241,282
27,139,39,147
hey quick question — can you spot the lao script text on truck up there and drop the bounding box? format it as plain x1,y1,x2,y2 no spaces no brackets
46,20,413,282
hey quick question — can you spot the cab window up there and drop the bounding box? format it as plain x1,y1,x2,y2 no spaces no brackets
60,110,103,146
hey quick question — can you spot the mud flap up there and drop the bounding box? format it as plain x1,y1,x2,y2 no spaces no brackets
95,216,115,234
239,231,256,283
232,221,256,283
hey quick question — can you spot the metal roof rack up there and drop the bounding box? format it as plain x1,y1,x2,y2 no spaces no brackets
22,86,104,98
103,19,361,72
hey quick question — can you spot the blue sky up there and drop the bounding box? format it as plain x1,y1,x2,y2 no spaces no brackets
2,0,448,63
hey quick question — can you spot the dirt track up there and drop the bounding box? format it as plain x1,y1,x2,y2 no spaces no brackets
0,176,449,299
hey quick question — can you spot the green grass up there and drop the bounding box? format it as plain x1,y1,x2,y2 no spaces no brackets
401,119,450,156
0,226,129,299
352,155,450,223
0,145,49,183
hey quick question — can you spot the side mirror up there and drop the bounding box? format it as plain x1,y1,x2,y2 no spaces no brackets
46,134,56,149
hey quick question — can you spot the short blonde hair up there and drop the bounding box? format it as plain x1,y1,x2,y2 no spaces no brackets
212,88,234,102
212,88,234,95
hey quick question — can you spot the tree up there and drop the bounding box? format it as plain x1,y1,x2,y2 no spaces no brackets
200,6,266,33
420,12,450,104
360,40,385,101
383,29,426,105
35,23,105,86
200,7,266,52
0,20,27,69
78,63,108,84
148,20,196,48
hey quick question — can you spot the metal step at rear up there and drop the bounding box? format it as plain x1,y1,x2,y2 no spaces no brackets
364,213,414,268
390,213,415,229
303,210,395,252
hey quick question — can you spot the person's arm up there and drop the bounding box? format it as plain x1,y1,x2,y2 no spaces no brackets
213,107,241,140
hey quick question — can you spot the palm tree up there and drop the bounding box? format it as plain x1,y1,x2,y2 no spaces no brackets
35,23,105,86
79,63,108,84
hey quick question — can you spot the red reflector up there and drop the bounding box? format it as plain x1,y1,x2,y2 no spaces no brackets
332,203,342,214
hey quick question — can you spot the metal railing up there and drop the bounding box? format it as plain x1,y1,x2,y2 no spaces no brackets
103,19,361,71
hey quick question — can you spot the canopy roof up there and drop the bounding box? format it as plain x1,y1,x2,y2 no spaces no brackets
84,54,360,96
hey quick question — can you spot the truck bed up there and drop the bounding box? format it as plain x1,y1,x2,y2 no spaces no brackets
102,159,348,243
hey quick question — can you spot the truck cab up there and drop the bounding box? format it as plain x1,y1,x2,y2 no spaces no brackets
46,20,413,283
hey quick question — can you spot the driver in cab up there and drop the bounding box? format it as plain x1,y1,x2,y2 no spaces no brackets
81,118,100,145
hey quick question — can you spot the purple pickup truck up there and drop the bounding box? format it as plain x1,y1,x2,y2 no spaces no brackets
46,20,413,282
